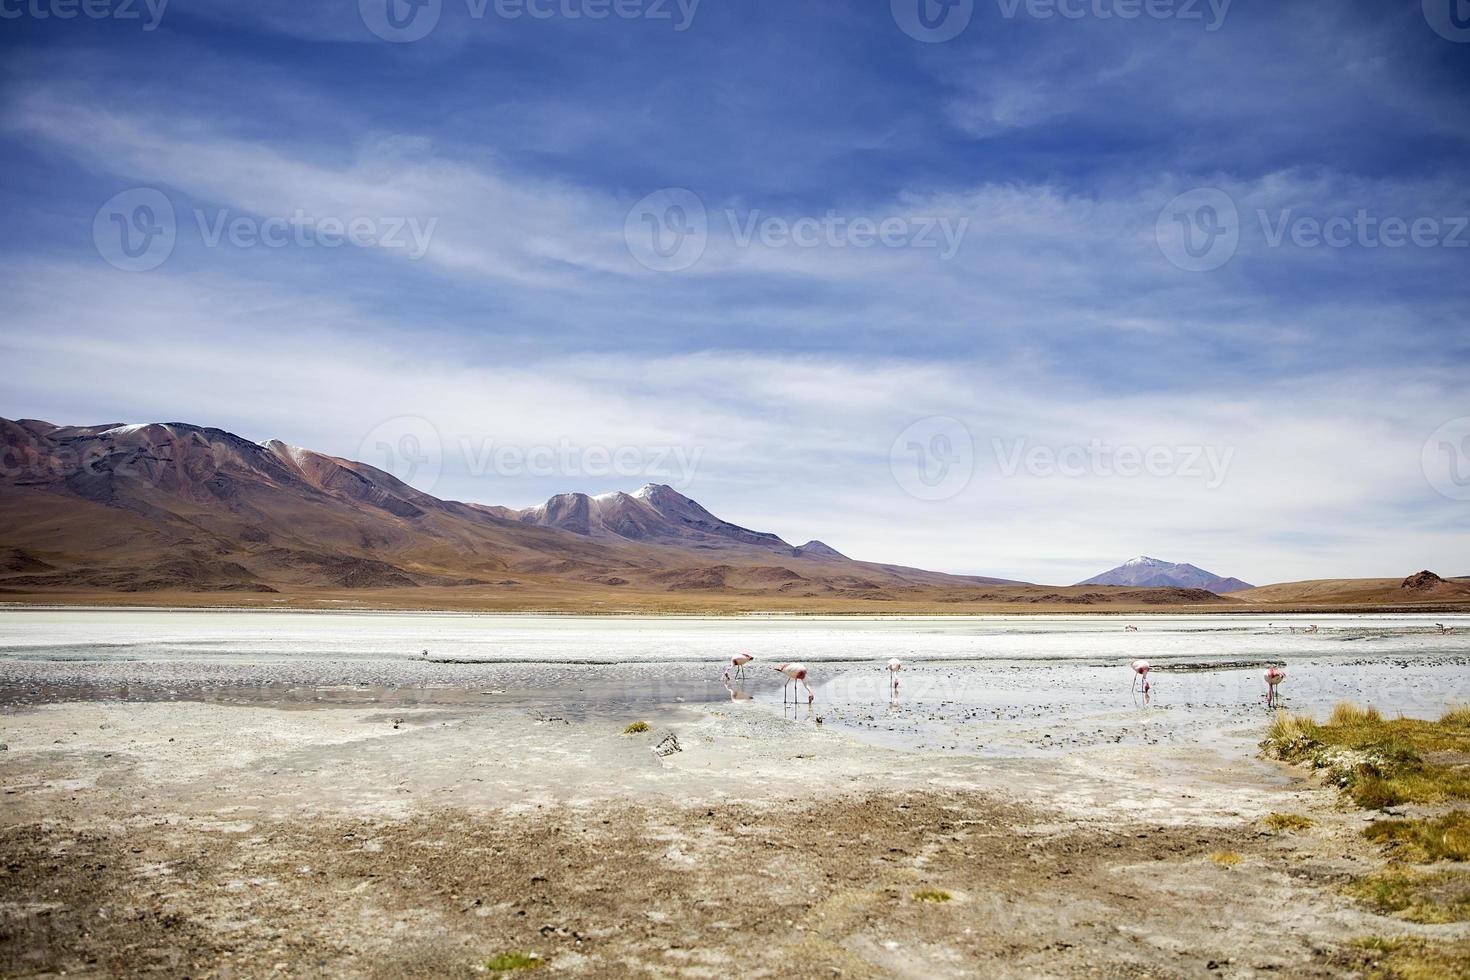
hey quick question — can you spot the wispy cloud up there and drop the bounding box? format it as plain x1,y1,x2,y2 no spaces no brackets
2,0,1467,584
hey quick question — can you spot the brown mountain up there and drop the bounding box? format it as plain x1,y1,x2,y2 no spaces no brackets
1229,571,1470,610
5,417,1457,613
0,417,1055,610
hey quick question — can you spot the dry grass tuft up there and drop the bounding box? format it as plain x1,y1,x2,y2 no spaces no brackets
912,889,953,903
1345,870,1470,924
1364,811,1470,864
1208,852,1243,867
1331,703,1384,726
1351,936,1470,980
1264,812,1316,832
622,721,650,735
1441,704,1470,727
485,951,543,973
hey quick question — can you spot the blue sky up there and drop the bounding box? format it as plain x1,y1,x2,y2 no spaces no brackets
1,0,1468,584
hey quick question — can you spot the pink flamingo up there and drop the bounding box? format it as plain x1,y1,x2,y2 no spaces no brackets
728,653,755,679
1130,659,1151,696
774,662,814,703
886,658,903,695
1265,667,1286,707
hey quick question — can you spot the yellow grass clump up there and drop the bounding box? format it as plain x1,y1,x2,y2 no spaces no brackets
1264,813,1316,832
913,889,953,903
1261,703,1470,810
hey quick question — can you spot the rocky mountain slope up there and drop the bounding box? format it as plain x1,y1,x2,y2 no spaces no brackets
6,418,1453,612
1077,556,1253,593
0,417,1041,607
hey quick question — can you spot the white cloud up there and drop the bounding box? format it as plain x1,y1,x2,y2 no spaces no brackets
2,260,1465,585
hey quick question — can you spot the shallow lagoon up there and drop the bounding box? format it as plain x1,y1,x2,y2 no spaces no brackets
2,608,1467,755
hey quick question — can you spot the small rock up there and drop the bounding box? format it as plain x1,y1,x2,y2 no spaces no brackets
652,732,682,758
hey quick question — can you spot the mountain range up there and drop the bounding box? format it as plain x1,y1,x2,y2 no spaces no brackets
0,417,1044,609
1077,556,1254,593
1,418,1465,613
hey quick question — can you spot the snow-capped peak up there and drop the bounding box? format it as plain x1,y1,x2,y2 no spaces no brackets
1122,556,1168,567
590,485,669,504
261,440,315,468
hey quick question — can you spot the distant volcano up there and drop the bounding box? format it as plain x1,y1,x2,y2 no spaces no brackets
1077,556,1253,594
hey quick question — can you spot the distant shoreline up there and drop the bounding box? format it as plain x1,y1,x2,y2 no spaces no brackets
3,598,1469,618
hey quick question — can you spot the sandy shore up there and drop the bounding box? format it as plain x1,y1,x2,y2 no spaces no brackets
3,680,1461,978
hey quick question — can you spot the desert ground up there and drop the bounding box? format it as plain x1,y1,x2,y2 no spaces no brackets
2,613,1468,978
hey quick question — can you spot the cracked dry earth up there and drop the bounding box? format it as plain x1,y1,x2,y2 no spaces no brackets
0,698,1444,979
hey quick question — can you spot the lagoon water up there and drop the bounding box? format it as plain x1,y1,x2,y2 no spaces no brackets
2,608,1468,755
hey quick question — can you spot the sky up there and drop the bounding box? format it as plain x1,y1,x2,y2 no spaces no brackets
1,0,1468,586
